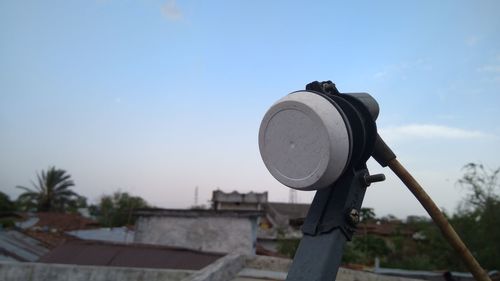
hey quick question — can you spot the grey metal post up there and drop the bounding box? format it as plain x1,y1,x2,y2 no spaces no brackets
286,167,375,281
287,230,347,281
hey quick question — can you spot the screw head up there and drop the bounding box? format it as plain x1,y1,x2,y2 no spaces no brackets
349,209,360,225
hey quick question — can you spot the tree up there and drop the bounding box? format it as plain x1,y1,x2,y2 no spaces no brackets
0,191,15,212
16,166,82,212
360,207,376,222
0,192,17,228
457,163,499,212
385,163,500,270
451,163,500,270
92,191,149,227
342,163,500,270
345,207,390,265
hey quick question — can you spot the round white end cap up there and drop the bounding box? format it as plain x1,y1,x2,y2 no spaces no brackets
259,91,351,190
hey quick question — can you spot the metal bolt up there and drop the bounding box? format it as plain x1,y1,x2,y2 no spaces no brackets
348,209,360,225
364,173,386,186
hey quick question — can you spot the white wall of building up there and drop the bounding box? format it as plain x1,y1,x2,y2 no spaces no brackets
135,216,257,255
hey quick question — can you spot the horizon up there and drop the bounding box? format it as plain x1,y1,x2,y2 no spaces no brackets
1,0,500,218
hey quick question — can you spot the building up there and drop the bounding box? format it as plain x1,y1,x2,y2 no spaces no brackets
212,190,268,211
134,208,263,255
209,190,311,254
258,202,310,253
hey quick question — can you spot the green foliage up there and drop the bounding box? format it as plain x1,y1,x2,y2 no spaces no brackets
342,162,500,271
458,163,499,211
92,191,149,227
276,237,300,258
342,242,363,263
0,191,16,212
355,235,390,258
360,207,376,222
275,228,301,258
63,195,88,214
343,208,390,265
16,166,83,212
448,163,500,270
343,234,389,265
382,221,456,270
0,192,17,227
0,218,15,228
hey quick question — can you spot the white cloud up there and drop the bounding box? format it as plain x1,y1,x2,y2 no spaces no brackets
161,0,182,21
379,124,491,141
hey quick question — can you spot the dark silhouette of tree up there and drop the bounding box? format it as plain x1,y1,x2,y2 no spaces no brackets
360,207,376,222
369,163,500,270
452,163,500,270
0,191,15,212
91,191,149,227
457,163,499,211
16,166,81,212
0,191,17,227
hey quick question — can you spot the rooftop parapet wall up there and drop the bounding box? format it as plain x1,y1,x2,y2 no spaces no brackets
0,256,430,281
0,261,193,281
212,191,268,204
135,215,257,255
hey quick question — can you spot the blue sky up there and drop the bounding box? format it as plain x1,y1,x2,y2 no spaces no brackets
1,0,499,218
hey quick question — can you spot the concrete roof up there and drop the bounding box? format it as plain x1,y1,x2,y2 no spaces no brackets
66,227,134,243
0,253,430,281
374,268,500,281
39,239,224,270
232,256,428,281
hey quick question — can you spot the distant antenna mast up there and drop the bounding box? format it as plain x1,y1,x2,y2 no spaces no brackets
194,186,199,206
289,189,297,204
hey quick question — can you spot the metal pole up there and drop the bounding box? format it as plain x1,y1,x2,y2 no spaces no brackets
285,168,374,281
286,230,347,281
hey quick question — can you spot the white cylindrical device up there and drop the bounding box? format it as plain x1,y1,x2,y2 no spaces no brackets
259,91,352,191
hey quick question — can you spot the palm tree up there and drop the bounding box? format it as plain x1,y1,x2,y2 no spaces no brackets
17,166,79,212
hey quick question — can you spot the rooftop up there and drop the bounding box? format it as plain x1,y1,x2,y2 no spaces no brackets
10,212,101,248
66,227,134,243
135,208,264,218
32,212,99,232
212,190,268,204
0,230,49,262
356,221,415,237
39,239,224,270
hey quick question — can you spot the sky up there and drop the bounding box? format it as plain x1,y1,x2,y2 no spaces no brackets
1,0,499,219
